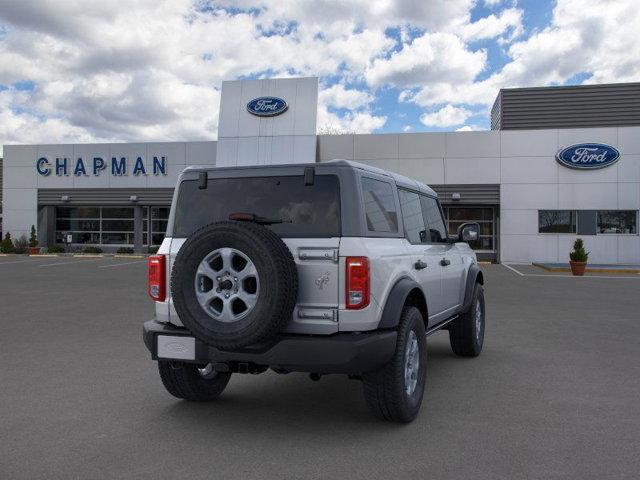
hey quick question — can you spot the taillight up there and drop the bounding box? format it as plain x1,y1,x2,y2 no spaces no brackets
148,255,166,301
345,257,370,309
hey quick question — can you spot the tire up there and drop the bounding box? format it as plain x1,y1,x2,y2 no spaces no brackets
171,221,298,349
158,361,232,401
449,283,485,357
362,306,427,423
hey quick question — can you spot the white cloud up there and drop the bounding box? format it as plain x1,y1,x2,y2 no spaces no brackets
459,8,523,42
317,106,386,134
420,105,472,127
319,84,373,110
402,125,413,132
366,32,486,88
456,125,484,132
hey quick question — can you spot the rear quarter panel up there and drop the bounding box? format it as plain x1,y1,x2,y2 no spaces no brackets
338,237,415,331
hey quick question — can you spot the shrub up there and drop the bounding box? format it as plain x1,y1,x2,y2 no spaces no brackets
569,238,589,262
83,246,103,254
116,247,135,254
47,245,66,254
29,225,38,248
13,235,29,254
1,233,15,253
148,246,159,254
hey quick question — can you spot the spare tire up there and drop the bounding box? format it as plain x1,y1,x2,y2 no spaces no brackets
171,221,298,349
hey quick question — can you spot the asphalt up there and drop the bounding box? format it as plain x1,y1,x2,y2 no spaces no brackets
1,256,639,480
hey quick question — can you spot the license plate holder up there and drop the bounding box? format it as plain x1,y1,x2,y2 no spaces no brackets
157,335,196,360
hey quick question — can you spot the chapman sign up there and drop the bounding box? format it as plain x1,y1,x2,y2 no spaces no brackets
36,156,167,177
246,97,288,117
556,143,620,170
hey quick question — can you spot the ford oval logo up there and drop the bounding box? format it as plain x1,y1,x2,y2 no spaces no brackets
247,97,288,117
556,143,620,170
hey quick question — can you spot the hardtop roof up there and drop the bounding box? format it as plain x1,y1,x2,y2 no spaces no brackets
183,159,437,197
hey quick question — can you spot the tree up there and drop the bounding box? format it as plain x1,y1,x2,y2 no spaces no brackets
317,123,355,135
1,233,15,253
29,225,38,248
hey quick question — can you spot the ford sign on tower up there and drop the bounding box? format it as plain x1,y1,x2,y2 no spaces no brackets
556,143,620,170
247,97,288,117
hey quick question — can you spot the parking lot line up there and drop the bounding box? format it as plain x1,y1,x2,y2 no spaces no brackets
502,263,524,276
38,258,104,267
98,260,146,269
0,257,55,266
502,263,640,280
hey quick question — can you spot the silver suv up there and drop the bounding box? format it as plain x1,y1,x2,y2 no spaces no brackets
143,160,485,422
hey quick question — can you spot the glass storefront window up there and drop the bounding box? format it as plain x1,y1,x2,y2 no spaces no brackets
444,207,495,252
144,206,170,246
56,207,100,219
597,210,638,234
538,210,577,233
55,206,136,246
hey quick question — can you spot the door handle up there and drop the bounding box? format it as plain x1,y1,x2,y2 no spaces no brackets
414,260,428,270
440,258,451,267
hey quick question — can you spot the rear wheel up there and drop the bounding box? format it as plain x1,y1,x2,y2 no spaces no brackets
449,283,485,357
362,306,427,423
158,361,231,401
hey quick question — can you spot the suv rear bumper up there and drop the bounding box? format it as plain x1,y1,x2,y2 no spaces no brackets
143,319,397,374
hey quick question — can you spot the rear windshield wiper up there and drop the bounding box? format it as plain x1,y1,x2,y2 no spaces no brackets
229,212,290,225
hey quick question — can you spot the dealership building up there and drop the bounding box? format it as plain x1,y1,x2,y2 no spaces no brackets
1,78,639,264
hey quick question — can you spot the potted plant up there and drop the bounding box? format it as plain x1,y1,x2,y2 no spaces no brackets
28,225,40,255
569,238,589,276
13,235,29,254
1,232,15,254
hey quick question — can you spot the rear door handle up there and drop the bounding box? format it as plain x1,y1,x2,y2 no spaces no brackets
414,260,428,270
440,258,451,267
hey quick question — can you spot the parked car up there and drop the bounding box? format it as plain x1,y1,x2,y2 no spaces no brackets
143,160,485,422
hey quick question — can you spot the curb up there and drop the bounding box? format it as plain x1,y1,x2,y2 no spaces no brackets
533,263,640,275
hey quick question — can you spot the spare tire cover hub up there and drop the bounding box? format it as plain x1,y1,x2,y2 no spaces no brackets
194,247,260,323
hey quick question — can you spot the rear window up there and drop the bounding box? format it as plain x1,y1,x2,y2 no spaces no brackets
173,175,341,238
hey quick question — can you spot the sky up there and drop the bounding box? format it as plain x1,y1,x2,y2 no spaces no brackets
0,0,638,154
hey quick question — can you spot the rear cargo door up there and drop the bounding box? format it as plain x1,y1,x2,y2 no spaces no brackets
282,238,340,334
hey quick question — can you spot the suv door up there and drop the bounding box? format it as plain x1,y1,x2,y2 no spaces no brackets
421,195,464,316
398,189,445,318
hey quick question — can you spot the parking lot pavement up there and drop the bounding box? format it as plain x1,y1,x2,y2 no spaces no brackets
1,260,639,479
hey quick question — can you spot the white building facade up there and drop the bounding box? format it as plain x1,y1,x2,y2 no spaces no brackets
2,77,639,264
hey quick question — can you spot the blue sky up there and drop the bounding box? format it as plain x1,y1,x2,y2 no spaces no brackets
0,0,638,150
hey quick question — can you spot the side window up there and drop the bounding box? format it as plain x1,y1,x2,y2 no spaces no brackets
361,177,398,233
398,189,426,244
420,195,448,243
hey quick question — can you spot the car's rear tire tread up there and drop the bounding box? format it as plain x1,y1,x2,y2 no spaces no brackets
449,283,484,357
158,361,231,401
362,306,426,423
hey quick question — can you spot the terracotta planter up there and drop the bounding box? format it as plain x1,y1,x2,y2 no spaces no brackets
569,261,587,276
28,246,40,255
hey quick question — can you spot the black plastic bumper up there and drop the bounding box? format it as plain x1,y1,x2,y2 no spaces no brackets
143,320,397,374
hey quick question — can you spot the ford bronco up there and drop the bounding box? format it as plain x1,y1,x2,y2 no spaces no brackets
143,160,485,422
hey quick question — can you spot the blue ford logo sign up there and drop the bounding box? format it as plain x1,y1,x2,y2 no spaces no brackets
247,97,288,117
556,143,620,170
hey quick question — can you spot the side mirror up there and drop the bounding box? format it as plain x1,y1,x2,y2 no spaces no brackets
458,223,480,243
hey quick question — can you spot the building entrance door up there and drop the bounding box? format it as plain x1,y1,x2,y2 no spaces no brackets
443,206,497,262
